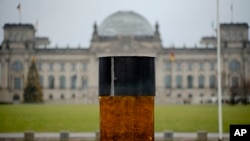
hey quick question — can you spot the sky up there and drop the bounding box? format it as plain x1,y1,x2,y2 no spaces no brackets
0,0,249,48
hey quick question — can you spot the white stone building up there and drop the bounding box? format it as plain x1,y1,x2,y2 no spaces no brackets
0,11,249,104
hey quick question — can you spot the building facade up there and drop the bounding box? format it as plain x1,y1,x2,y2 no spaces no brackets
0,11,250,104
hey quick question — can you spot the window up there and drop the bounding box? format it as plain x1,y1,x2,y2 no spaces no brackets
60,63,65,71
71,75,77,89
210,62,215,71
176,62,181,71
61,94,64,99
198,75,205,88
176,75,182,88
49,94,53,100
37,63,42,71
14,77,21,89
231,77,239,88
82,77,88,89
188,63,192,71
209,75,216,88
187,75,193,88
200,93,204,97
48,75,54,89
13,94,20,101
165,75,171,88
39,75,43,88
72,63,76,71
165,62,171,70
199,62,204,70
60,76,66,89
82,63,87,71
49,63,53,71
188,94,193,98
177,93,182,98
229,60,240,71
12,61,23,71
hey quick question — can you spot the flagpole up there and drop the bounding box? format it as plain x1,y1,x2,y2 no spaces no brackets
17,3,21,23
231,1,233,23
19,11,21,23
216,0,223,140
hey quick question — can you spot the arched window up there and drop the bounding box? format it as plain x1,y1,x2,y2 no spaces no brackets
209,75,216,88
12,61,23,71
187,75,193,88
165,75,171,88
229,60,240,71
176,75,182,88
48,75,54,89
60,76,66,89
198,75,205,88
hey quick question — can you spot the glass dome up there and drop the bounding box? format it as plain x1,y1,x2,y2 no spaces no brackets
98,11,154,36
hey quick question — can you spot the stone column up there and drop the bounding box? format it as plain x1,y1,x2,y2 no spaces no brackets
60,131,70,141
95,130,100,141
196,130,207,141
24,131,34,141
163,130,173,141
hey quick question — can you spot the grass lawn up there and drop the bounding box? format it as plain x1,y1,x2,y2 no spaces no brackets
0,104,249,133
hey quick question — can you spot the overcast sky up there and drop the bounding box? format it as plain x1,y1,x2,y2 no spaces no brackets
0,0,249,48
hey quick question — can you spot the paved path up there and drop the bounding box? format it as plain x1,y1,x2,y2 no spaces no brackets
0,132,229,138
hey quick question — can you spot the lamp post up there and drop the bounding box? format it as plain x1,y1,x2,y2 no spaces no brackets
216,0,223,140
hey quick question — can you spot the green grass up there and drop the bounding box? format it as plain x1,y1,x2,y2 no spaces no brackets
0,104,249,133
155,105,250,132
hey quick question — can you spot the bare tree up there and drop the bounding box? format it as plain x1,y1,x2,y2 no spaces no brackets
229,74,250,105
239,76,250,105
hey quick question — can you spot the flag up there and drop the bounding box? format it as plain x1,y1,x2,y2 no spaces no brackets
17,3,21,12
169,51,175,62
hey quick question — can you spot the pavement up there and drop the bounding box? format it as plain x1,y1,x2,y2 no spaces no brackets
0,132,229,138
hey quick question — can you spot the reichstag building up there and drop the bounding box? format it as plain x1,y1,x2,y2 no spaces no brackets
0,11,249,104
